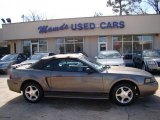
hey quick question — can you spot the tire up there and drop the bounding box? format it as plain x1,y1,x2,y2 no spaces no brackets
22,82,43,103
111,83,136,106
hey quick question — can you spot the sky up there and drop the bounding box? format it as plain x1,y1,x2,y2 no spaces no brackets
0,0,113,27
0,0,155,28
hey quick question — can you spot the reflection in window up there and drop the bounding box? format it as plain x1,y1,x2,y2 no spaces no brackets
112,35,153,59
56,37,84,54
39,40,47,52
113,41,122,54
123,35,132,42
23,40,31,56
123,42,132,54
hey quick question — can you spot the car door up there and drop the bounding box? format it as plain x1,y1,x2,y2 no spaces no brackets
44,58,104,92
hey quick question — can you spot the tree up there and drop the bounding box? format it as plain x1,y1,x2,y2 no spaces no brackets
94,12,103,17
106,0,142,15
22,11,47,22
144,0,160,14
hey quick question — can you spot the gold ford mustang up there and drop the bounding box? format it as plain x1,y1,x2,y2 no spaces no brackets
7,53,158,106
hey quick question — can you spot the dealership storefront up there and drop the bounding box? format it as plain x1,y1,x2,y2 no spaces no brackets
0,15,160,58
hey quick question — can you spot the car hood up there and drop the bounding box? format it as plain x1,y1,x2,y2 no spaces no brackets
107,66,152,77
21,60,38,64
97,58,124,66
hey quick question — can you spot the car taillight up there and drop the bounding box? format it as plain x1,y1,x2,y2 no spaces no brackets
8,71,13,79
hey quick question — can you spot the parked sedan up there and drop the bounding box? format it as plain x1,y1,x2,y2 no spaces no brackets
0,53,27,73
8,53,158,106
20,53,55,66
133,50,160,71
95,50,125,66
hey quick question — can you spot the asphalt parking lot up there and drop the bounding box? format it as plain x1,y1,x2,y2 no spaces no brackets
0,75,160,120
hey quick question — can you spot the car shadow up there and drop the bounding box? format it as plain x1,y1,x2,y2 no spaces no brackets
0,95,160,120
0,95,160,111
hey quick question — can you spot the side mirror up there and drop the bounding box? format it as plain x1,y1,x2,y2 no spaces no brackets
27,57,30,60
86,67,94,74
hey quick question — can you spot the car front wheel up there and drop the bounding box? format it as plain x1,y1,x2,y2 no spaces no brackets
22,82,43,103
111,83,136,106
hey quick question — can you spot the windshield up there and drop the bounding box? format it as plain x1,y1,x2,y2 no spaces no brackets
30,54,48,60
1,54,18,61
143,50,160,57
98,52,121,59
80,56,107,72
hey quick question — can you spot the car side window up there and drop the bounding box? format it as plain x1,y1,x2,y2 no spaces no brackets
44,58,90,72
136,51,142,57
17,55,23,60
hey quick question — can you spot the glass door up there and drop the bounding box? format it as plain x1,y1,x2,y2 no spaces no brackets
98,36,107,53
31,43,39,55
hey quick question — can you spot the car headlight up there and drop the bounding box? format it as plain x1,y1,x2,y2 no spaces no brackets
147,61,156,65
144,77,155,84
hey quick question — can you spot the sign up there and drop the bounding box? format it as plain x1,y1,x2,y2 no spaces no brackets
38,21,125,33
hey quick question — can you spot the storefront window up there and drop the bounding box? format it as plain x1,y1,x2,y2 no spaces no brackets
113,36,122,54
39,40,47,52
123,35,132,42
123,42,132,54
143,35,153,50
23,39,48,56
23,40,31,57
112,35,153,59
56,37,84,54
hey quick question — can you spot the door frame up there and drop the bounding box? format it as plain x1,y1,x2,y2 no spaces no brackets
30,43,39,55
98,37,108,53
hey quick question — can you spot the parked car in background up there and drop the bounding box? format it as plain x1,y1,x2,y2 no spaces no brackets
20,53,55,66
133,50,160,71
123,51,137,67
8,53,158,106
95,50,125,66
0,53,27,73
0,54,4,59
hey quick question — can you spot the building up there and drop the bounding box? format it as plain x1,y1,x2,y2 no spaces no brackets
0,14,160,58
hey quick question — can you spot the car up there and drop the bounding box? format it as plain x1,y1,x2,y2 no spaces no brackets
7,53,158,106
133,50,160,71
0,53,27,73
20,53,55,66
95,50,125,66
123,51,138,67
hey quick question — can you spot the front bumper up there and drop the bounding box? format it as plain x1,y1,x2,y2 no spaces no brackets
7,79,22,93
147,64,160,71
139,81,158,97
0,68,8,73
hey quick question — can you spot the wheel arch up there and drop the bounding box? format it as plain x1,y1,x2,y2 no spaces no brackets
20,79,43,91
109,80,140,97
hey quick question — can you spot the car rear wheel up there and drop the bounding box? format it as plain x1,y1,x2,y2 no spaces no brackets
22,82,43,103
111,83,136,106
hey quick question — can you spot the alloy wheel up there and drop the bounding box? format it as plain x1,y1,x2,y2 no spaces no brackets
115,86,133,104
25,85,39,101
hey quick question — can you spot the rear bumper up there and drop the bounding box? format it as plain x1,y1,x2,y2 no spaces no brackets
139,81,158,97
7,79,22,93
